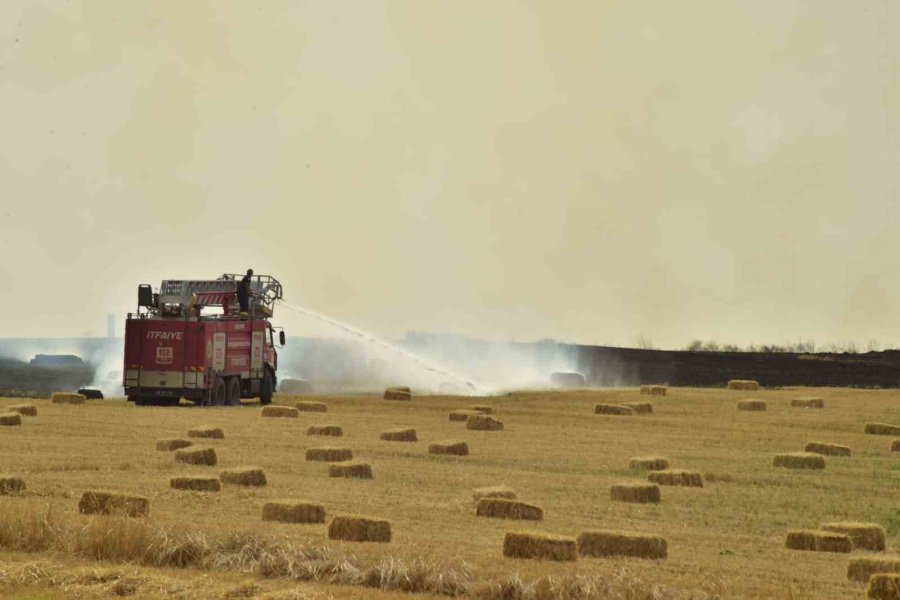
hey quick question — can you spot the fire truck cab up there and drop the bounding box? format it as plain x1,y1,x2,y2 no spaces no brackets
123,274,284,407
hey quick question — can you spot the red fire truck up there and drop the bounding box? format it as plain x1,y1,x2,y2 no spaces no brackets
123,274,285,406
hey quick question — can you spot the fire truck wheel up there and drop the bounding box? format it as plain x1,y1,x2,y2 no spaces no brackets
212,378,226,406
260,370,273,406
226,378,241,406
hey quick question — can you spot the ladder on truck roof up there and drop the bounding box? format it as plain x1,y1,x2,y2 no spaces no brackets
158,275,283,315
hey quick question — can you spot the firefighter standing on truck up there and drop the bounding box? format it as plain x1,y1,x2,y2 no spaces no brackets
237,269,253,315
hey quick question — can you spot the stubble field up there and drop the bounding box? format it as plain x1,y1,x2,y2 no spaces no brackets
0,386,899,599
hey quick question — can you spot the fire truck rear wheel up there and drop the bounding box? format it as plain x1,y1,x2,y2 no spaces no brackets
226,377,241,406
260,370,273,406
212,378,226,406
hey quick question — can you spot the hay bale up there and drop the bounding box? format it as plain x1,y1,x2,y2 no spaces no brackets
550,372,586,387
296,401,327,412
261,405,298,418
737,399,766,412
78,490,149,517
727,380,759,391
773,452,825,470
8,404,37,417
893,439,900,452
623,401,654,414
610,483,661,504
305,447,353,462
187,426,224,439
220,467,267,487
502,531,577,561
383,387,412,401
279,378,312,394
648,469,704,487
476,498,543,521
262,500,325,524
0,413,22,426
866,423,900,436
169,477,220,492
848,557,900,582
804,441,851,457
380,428,417,442
327,514,391,543
594,403,634,416
306,424,343,437
449,409,480,422
577,530,667,559
785,530,851,553
155,438,193,452
174,446,217,466
467,405,493,414
629,457,669,471
0,476,26,495
792,397,825,408
51,392,86,404
820,522,886,551
473,486,516,503
639,385,667,396
868,574,900,600
428,440,469,456
467,414,504,431
328,461,373,479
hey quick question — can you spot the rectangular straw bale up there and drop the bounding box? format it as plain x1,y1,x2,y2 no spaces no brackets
773,452,825,470
174,446,217,466
467,405,493,414
8,404,37,416
467,414,504,431
296,401,328,413
623,401,654,414
328,514,391,543
328,461,373,479
0,476,26,495
727,380,759,391
262,501,325,524
449,409,479,422
594,403,634,416
629,457,669,471
156,438,193,452
648,469,704,487
51,392,86,404
220,467,267,487
380,427,417,442
737,399,766,412
306,424,343,437
610,483,661,504
476,498,543,521
170,477,220,492
639,385,667,396
78,490,149,517
0,413,22,426
187,426,224,439
383,387,412,401
473,486,516,503
868,574,900,600
893,440,900,452
305,447,353,462
577,530,667,559
785,530,851,553
820,522,886,551
792,397,825,408
866,423,900,436
261,405,298,418
502,531,576,562
848,557,900,582
428,440,468,456
804,441,850,457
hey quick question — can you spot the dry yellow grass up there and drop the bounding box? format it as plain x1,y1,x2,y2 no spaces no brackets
866,422,900,436
261,500,325,524
594,403,634,416
475,498,543,521
78,490,149,517
379,427,417,442
773,452,825,470
187,426,224,439
327,514,391,543
737,399,767,412
785,530,851,553
502,531,576,561
727,380,760,391
0,413,22,426
466,414,504,431
792,397,825,408
51,392,86,404
647,469,704,487
327,461,373,479
169,476,221,492
848,557,900,582
577,530,667,559
8,404,36,417
155,438,193,452
219,467,267,487
174,446,217,466
261,406,298,418
820,522,886,551
629,456,669,471
804,441,851,457
295,401,327,412
610,483,661,504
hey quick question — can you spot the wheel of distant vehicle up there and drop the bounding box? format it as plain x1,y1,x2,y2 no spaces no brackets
260,370,273,406
226,377,241,407
212,378,226,406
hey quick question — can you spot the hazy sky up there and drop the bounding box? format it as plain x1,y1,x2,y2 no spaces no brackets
1,2,898,349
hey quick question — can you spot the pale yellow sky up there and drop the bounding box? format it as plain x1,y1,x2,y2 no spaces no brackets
1,2,898,349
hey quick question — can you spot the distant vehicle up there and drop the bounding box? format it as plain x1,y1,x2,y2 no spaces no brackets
123,274,286,407
30,354,85,369
77,388,104,400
